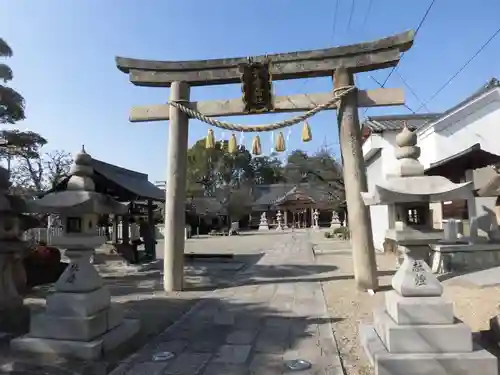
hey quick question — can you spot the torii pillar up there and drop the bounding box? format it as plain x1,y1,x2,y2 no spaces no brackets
335,68,378,291
163,82,190,291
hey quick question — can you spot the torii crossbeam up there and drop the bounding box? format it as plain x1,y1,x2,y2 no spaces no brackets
116,30,415,292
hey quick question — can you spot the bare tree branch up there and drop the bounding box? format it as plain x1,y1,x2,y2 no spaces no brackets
10,149,73,194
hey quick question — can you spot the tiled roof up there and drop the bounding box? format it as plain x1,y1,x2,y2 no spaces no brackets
190,196,225,216
252,184,294,207
252,183,341,208
363,113,442,133
42,157,165,202
91,159,165,201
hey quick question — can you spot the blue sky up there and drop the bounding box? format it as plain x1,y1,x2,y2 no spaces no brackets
2,0,500,182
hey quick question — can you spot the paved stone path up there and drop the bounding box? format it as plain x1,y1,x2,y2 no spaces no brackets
111,232,344,375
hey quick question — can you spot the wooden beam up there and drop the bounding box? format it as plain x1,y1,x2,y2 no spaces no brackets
116,30,414,73
129,87,404,123
128,49,402,87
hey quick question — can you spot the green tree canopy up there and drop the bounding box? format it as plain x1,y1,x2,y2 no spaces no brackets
186,137,346,221
0,38,25,124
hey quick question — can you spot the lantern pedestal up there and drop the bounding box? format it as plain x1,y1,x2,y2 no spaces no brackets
258,213,269,231
11,239,139,359
0,248,30,336
0,163,40,336
359,126,497,375
11,146,138,360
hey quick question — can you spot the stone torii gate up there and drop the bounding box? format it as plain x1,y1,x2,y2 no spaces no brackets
116,30,415,292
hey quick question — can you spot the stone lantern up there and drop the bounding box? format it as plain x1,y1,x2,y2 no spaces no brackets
11,146,140,360
276,210,283,231
0,164,39,334
312,209,320,230
258,212,269,231
359,126,497,375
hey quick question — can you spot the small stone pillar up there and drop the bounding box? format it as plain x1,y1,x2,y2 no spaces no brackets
330,211,340,229
258,212,269,231
312,209,320,230
144,199,156,259
443,218,459,242
465,169,479,238
111,215,119,243
121,214,130,244
284,210,289,229
0,165,37,335
276,210,284,231
11,147,139,359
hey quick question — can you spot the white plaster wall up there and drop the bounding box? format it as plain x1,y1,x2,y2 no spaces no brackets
366,152,389,251
363,88,500,249
363,132,400,180
363,131,404,251
379,132,399,177
417,88,500,232
418,89,500,169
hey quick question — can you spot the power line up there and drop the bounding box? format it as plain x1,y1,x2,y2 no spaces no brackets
347,0,355,31
380,0,438,88
362,0,438,118
416,25,500,113
362,0,374,28
369,75,415,114
303,0,340,92
331,0,340,45
394,70,430,112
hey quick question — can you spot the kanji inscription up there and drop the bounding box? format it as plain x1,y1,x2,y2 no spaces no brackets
65,263,79,284
412,260,427,286
239,60,273,114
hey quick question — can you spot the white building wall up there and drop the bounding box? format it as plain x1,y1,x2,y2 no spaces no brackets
418,89,500,169
363,87,500,247
366,152,389,251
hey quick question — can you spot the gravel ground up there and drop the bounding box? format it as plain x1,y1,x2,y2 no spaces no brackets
312,233,500,375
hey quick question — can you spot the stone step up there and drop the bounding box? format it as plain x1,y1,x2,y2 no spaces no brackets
385,290,454,325
360,324,498,375
46,287,111,317
30,305,123,341
11,318,140,360
373,308,473,354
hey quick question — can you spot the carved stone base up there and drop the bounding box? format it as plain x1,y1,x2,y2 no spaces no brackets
0,253,25,308
11,248,140,359
391,245,443,297
360,325,497,375
11,318,139,360
361,288,497,375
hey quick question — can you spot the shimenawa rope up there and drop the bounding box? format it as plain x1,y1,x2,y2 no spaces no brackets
167,85,355,133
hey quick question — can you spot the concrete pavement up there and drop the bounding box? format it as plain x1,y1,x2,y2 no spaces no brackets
111,231,344,375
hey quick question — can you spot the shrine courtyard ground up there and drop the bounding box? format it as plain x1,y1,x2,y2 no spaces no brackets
2,230,500,375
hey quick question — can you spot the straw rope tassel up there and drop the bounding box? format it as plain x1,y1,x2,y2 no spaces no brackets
251,135,262,156
221,131,226,150
206,129,215,149
302,121,312,142
275,131,286,152
228,133,238,154
239,133,245,151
